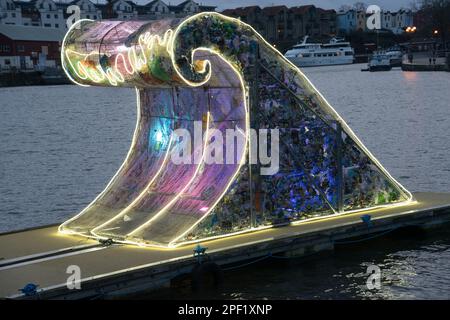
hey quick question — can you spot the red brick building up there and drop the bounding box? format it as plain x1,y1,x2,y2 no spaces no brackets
0,24,64,71
222,5,337,51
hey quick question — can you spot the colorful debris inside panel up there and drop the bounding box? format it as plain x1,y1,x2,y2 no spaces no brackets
59,12,413,247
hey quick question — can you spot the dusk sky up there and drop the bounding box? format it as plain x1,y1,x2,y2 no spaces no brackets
160,0,416,11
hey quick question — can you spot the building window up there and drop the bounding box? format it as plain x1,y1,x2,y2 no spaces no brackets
44,23,51,27
1,45,11,52
12,13,16,18
55,14,58,18
17,45,25,52
47,14,51,19
93,15,97,19
86,15,90,19
55,24,59,28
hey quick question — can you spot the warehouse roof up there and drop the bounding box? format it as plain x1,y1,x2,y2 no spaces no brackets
0,25,65,42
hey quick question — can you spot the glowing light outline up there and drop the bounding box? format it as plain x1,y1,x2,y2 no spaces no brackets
166,12,413,246
60,19,93,88
58,88,143,237
59,12,414,248
167,49,249,246
63,25,175,87
90,133,174,238
167,12,413,204
126,111,213,238
59,18,239,244
93,51,246,240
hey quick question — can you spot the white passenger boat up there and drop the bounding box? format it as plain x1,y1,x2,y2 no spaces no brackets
284,36,355,67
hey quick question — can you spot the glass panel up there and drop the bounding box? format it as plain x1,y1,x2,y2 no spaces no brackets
341,132,407,210
254,65,338,226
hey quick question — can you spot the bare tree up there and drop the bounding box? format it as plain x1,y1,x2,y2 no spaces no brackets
420,0,450,48
353,2,368,11
409,0,420,11
338,4,352,12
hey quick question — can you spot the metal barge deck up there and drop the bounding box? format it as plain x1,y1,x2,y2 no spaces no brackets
1,192,450,300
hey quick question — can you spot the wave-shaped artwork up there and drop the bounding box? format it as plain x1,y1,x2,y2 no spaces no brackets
59,12,413,248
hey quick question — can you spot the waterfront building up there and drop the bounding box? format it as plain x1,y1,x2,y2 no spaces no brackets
380,10,414,34
317,7,337,36
36,0,67,28
222,6,264,35
67,0,102,20
0,23,64,70
0,0,216,71
136,0,170,19
98,0,137,20
0,0,100,28
393,9,414,34
381,10,392,30
336,9,357,34
0,0,216,30
289,5,321,40
223,5,337,51
356,9,366,32
337,8,413,35
110,0,137,20
0,0,23,25
261,5,289,44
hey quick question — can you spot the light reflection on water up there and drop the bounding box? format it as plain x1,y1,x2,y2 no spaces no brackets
0,64,449,299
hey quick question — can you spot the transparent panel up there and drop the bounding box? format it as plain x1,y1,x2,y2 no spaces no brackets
254,65,338,226
341,131,407,210
60,13,412,247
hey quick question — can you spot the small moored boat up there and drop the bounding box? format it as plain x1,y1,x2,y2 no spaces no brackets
362,54,392,72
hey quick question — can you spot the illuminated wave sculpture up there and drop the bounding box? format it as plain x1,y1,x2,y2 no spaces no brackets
59,12,413,248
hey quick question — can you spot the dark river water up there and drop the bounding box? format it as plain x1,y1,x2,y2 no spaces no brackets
1,64,450,299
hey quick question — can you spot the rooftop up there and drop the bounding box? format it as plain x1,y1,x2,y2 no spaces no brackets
0,24,65,42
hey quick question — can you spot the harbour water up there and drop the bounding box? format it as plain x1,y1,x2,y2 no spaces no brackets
1,63,450,299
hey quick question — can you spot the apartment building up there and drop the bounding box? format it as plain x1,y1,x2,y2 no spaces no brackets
222,4,337,50
0,0,216,30
337,8,413,35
